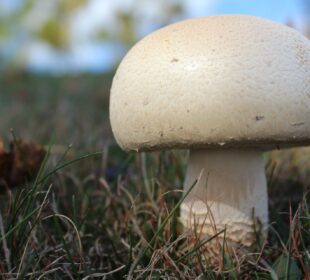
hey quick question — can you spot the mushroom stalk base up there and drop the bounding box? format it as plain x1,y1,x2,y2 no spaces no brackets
180,149,268,250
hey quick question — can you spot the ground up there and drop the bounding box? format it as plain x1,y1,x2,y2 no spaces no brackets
0,72,309,279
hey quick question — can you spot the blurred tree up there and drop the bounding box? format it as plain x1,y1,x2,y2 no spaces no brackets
0,0,36,69
117,11,136,46
36,0,87,48
0,0,184,71
58,0,86,13
37,19,69,49
0,0,87,70
96,0,184,49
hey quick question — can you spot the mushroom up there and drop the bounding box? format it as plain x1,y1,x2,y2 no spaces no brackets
109,15,310,254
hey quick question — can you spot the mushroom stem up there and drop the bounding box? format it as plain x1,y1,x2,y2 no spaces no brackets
180,149,268,248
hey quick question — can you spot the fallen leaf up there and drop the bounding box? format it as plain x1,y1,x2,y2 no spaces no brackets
0,139,13,194
0,138,46,194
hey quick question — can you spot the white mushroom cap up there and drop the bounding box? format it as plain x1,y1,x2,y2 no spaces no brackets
110,15,310,151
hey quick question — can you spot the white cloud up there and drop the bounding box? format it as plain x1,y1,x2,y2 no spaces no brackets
183,0,216,17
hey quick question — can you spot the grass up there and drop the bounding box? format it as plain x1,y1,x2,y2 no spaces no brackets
0,72,309,279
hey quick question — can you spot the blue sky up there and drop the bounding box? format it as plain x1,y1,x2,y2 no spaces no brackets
1,0,308,73
186,0,305,27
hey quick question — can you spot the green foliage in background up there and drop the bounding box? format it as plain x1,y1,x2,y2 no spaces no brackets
38,19,69,49
0,0,185,70
0,0,87,69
